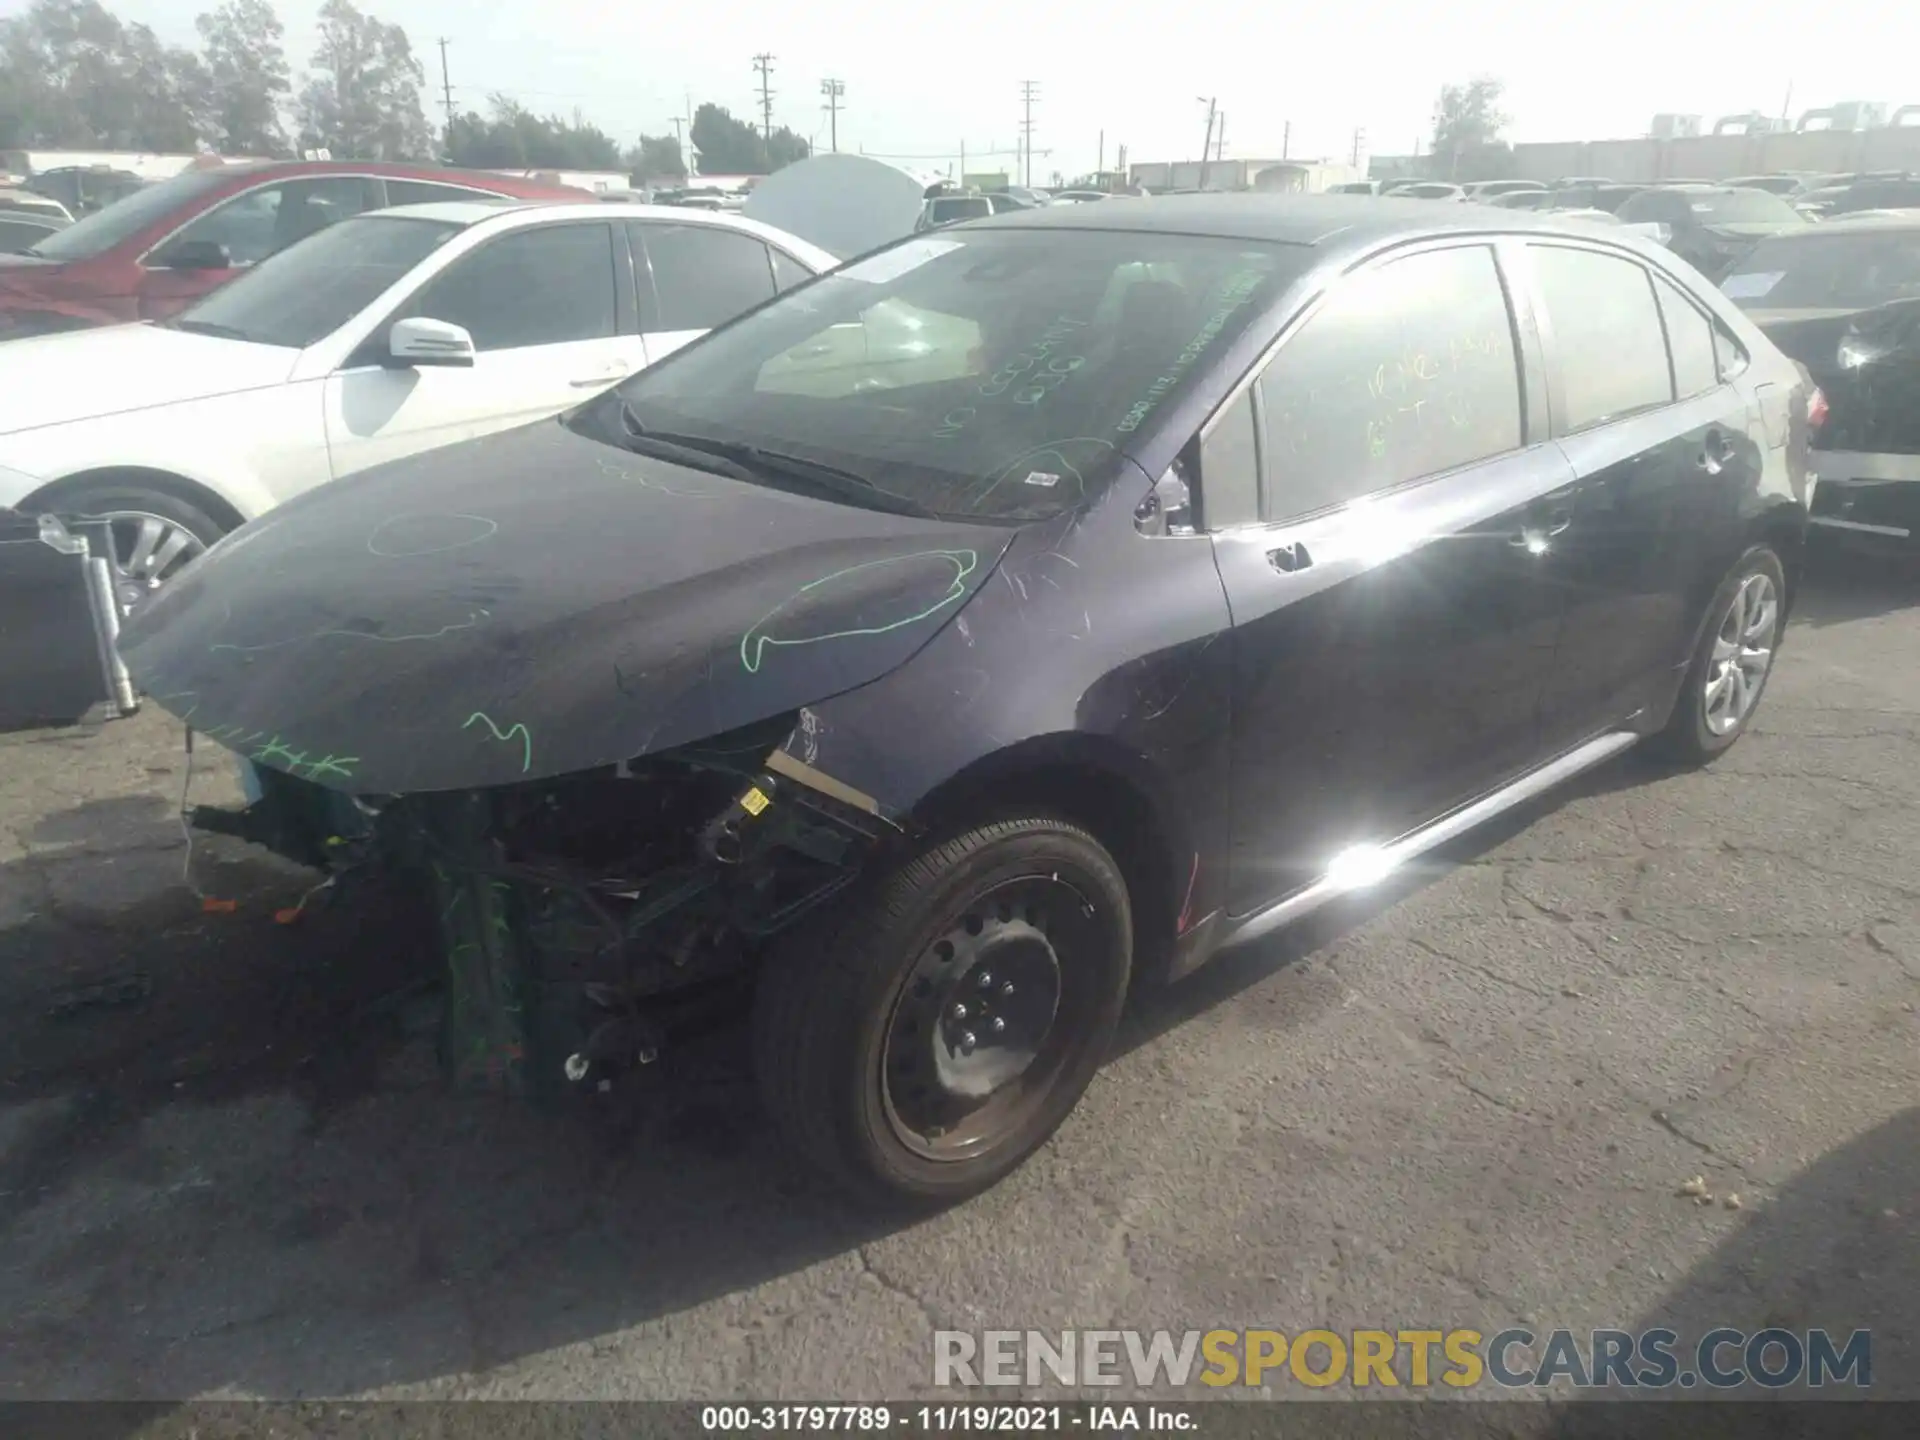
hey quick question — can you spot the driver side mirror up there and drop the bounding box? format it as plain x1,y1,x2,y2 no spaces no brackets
386,316,475,368
150,238,232,271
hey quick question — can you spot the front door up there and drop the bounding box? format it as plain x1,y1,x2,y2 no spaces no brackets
323,220,643,481
1524,244,1756,747
1213,241,1578,913
630,221,778,363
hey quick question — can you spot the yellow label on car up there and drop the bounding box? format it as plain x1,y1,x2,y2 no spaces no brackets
740,787,771,816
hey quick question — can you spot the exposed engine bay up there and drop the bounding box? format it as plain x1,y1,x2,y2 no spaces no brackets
192,712,895,1096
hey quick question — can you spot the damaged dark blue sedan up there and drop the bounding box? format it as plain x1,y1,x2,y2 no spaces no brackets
120,196,1814,1207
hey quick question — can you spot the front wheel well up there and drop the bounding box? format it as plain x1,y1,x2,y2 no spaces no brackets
905,745,1187,988
23,466,246,535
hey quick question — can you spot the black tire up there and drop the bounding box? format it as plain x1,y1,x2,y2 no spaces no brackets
752,816,1132,1210
1647,545,1787,767
31,477,229,605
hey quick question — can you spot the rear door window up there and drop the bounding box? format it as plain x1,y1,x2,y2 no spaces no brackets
1531,245,1674,431
1653,273,1720,399
1256,243,1524,521
635,223,776,330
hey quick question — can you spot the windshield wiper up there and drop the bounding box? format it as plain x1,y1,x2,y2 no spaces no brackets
165,317,251,340
618,406,939,518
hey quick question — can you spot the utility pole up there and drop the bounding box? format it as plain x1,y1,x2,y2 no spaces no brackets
1019,80,1039,187
752,53,776,144
1216,113,1228,162
1197,96,1216,190
1351,127,1364,166
437,38,455,161
1097,129,1104,179
820,78,844,153
1282,119,1291,161
667,116,687,177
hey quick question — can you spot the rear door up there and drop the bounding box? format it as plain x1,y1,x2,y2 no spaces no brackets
323,220,642,479
1210,240,1579,912
629,221,779,363
1523,242,1755,749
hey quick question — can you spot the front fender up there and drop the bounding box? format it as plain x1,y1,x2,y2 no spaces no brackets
772,474,1238,933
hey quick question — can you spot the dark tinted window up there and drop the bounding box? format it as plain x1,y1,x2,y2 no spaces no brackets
1532,245,1672,430
0,217,58,251
599,229,1302,523
1616,190,1692,224
179,215,461,349
1258,245,1522,520
1654,274,1719,399
168,176,380,266
21,165,233,260
771,248,815,291
1722,230,1920,310
1832,181,1920,214
409,222,618,350
385,180,507,206
638,223,775,330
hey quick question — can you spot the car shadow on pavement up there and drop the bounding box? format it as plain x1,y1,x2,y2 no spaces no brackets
1794,537,1920,629
1564,1104,1917,1410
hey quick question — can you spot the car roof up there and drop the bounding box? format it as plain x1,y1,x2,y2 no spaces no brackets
1763,211,1920,233
373,199,841,261
970,191,1672,252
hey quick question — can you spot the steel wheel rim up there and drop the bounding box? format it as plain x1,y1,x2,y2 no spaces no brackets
879,873,1102,1162
102,510,206,610
1703,571,1777,736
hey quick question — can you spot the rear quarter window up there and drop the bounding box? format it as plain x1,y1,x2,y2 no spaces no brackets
1531,245,1673,431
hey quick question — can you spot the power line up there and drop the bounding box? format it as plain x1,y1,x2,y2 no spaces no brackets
820,78,844,153
752,53,776,144
1019,80,1039,188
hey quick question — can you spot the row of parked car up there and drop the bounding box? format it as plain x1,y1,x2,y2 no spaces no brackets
3,158,1915,1206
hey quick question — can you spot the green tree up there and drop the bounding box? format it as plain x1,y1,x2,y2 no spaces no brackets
448,96,623,170
625,133,685,184
687,102,810,175
294,0,431,160
196,0,292,155
1429,77,1509,181
0,0,207,149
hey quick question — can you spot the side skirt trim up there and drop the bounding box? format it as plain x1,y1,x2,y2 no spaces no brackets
1215,730,1642,955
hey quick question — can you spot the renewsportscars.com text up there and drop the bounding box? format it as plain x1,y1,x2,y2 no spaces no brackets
933,1327,1872,1390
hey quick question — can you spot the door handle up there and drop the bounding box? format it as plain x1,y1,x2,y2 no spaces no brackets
1698,428,1732,474
570,373,621,388
1509,510,1572,549
1267,541,1313,573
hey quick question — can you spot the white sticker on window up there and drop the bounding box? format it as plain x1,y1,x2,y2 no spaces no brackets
1023,471,1061,487
838,237,964,284
1721,270,1785,300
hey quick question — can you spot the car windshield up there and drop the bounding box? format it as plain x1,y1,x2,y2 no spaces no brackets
169,214,462,349
1833,182,1920,214
23,166,238,260
1687,189,1804,224
1721,230,1920,310
586,228,1303,523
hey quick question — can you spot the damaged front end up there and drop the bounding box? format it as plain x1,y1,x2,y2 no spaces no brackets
198,712,895,1097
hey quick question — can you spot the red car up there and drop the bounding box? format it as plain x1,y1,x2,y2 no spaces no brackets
0,160,581,340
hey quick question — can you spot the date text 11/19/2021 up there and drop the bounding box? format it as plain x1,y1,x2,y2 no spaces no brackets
701,1406,1195,1432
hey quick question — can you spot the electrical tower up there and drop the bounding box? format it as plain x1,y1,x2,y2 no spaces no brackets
752,53,776,143
1351,127,1365,166
1197,97,1217,190
820,78,845,153
1019,80,1040,187
437,38,455,160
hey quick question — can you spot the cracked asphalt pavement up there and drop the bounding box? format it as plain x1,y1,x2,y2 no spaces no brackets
1,544,1914,1405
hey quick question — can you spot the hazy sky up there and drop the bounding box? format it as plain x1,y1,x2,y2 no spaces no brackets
17,1,1910,178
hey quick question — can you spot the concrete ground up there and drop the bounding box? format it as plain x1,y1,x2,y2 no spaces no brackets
0,543,1914,1408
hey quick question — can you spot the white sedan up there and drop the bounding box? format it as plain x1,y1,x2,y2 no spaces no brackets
0,200,836,602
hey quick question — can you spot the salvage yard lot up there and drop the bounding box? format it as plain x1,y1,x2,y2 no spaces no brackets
1,546,1915,1402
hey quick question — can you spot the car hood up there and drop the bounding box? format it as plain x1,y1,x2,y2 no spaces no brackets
120,419,1017,794
0,322,298,433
